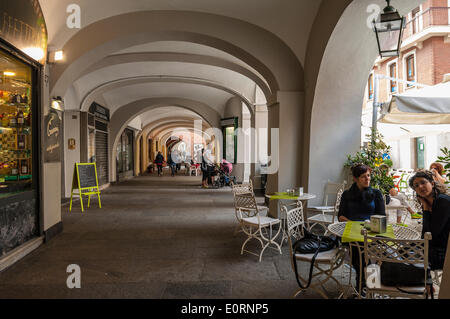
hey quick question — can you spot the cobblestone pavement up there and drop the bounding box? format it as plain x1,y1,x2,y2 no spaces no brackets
0,174,356,299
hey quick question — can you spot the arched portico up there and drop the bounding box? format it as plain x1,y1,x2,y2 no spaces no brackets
50,11,305,98
76,52,272,99
48,9,307,207
307,0,424,204
78,76,256,117
109,98,219,182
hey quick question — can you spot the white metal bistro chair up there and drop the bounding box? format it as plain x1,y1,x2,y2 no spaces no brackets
307,181,346,234
189,165,199,176
235,192,282,262
231,180,254,195
287,205,346,299
233,180,266,207
232,181,268,235
363,229,433,299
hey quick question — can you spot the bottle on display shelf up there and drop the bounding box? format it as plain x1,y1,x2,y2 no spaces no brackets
1,113,9,127
17,110,25,127
20,159,29,175
21,94,28,104
10,92,17,104
9,112,17,127
13,92,22,104
10,161,18,176
17,134,26,149
26,113,31,126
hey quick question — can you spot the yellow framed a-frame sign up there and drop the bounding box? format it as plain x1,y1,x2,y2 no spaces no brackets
70,163,102,212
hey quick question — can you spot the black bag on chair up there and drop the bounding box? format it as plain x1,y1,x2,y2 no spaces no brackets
380,260,433,297
292,228,339,289
380,262,426,286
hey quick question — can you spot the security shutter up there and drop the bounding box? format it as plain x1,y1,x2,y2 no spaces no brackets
95,131,109,185
95,120,108,132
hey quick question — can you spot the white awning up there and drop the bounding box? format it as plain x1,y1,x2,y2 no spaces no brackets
380,77,450,125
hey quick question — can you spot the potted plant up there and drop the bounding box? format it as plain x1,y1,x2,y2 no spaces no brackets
344,129,395,195
436,147,450,187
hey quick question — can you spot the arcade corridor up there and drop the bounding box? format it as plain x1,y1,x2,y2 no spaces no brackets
0,175,346,299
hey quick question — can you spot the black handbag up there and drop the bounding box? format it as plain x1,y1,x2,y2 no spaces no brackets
380,262,426,286
292,228,339,289
380,258,433,297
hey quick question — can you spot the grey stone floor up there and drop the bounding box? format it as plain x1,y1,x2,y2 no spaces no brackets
0,174,354,299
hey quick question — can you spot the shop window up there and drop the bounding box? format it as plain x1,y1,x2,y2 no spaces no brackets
0,50,34,199
125,130,133,172
222,117,238,164
406,55,416,88
88,128,95,163
389,63,397,93
368,74,374,100
416,137,425,169
117,128,134,173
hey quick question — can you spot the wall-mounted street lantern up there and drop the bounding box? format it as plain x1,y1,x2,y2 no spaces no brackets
51,96,65,111
373,0,406,58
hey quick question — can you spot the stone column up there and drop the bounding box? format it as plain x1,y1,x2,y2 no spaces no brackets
266,91,304,218
252,104,268,193
249,113,256,189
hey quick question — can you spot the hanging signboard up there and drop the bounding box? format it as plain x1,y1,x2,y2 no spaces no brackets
44,109,61,162
0,0,48,64
89,102,110,122
70,163,102,212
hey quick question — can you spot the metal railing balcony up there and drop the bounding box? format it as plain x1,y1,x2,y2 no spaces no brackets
403,7,450,39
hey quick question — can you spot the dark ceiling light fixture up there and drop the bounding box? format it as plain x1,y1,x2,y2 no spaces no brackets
373,0,406,58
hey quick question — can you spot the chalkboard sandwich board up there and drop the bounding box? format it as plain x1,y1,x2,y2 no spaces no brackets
70,163,102,212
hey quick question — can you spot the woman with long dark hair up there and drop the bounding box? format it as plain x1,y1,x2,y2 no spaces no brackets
338,164,386,293
409,170,450,270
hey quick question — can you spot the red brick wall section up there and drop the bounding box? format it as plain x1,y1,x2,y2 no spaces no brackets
430,0,449,25
431,0,447,8
416,38,435,86
432,37,450,83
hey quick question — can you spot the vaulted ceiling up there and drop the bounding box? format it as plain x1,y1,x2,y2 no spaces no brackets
39,0,321,133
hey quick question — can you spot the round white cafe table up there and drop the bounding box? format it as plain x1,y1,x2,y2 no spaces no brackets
328,222,421,240
265,192,317,244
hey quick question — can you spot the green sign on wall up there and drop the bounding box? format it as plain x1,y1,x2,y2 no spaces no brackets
416,137,425,169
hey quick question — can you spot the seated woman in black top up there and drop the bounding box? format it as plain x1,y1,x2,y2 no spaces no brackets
409,170,450,270
338,164,386,292
338,164,386,222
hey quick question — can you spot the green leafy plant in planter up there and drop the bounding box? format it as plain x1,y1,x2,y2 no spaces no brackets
344,129,395,195
436,147,450,186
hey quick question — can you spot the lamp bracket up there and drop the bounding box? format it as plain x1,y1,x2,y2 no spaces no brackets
384,0,396,13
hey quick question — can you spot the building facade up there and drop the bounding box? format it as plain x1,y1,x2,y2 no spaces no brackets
363,0,450,171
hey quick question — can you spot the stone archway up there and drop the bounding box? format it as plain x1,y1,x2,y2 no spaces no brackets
109,98,219,182
50,11,305,99
307,0,424,204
